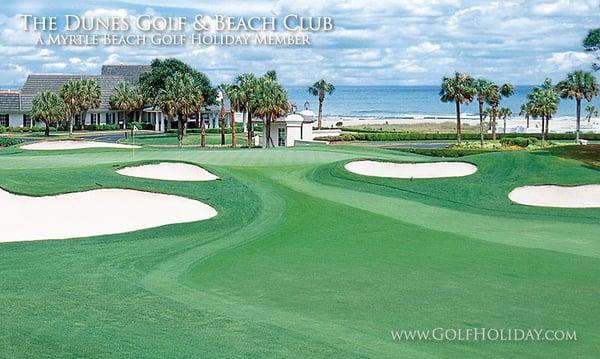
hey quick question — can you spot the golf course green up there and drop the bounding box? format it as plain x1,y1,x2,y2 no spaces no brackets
0,143,598,358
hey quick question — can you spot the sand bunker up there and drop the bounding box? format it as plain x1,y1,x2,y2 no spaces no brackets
508,185,600,208
345,160,477,179
0,188,217,242
117,162,219,181
22,140,140,150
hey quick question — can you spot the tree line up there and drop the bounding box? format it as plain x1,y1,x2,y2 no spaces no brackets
29,58,335,149
440,70,598,147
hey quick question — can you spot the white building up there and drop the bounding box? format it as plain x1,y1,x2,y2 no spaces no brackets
267,110,323,147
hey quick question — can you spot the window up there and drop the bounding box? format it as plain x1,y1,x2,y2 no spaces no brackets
90,113,96,125
278,127,286,146
0,114,8,127
23,114,31,127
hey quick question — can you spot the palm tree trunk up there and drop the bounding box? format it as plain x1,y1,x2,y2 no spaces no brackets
541,115,546,147
44,122,50,137
455,100,462,144
69,117,74,136
242,110,247,133
545,116,550,138
231,111,236,148
318,97,324,130
220,108,226,146
576,99,581,143
263,117,268,148
491,105,497,141
269,113,276,147
200,116,206,147
130,113,135,138
526,115,530,128
177,114,184,148
504,117,507,134
247,110,253,147
478,101,484,147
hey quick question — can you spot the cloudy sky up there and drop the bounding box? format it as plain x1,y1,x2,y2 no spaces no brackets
1,0,599,87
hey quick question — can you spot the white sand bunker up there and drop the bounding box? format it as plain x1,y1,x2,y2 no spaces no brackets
509,185,600,208
345,160,477,179
0,188,217,242
22,140,140,150
117,162,219,181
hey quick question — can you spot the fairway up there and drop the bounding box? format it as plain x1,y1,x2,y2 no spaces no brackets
0,144,599,358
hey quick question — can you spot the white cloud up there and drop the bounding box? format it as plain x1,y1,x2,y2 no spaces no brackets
42,62,68,70
0,0,598,86
532,0,598,16
407,42,441,54
544,51,594,71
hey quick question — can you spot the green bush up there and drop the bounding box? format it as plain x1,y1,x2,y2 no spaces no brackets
167,124,261,134
390,147,495,157
0,137,23,147
84,124,122,131
324,132,600,142
0,126,6,134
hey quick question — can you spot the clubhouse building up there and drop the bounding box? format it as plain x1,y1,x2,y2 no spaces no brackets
0,64,232,132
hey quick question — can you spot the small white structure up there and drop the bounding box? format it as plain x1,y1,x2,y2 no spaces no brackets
268,111,317,147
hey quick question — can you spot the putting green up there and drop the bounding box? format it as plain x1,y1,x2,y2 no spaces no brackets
0,144,598,358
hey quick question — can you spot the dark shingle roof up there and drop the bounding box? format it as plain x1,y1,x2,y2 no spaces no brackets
101,65,150,85
0,92,20,111
19,75,126,111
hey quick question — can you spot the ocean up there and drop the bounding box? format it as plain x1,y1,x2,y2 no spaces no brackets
286,85,600,120
3,84,598,120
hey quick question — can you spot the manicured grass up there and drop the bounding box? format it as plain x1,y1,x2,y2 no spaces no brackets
0,145,598,357
122,133,249,146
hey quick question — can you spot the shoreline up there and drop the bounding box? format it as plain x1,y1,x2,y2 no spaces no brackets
321,115,600,133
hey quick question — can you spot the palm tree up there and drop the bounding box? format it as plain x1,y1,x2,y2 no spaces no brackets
169,72,204,148
474,78,494,146
59,80,82,136
519,103,531,128
157,83,177,143
251,74,290,147
225,84,243,148
234,73,258,146
498,107,513,134
218,87,227,146
77,79,102,130
555,70,599,142
526,79,559,147
308,79,335,130
585,104,598,123
440,72,476,144
30,91,66,136
486,83,514,141
110,82,136,133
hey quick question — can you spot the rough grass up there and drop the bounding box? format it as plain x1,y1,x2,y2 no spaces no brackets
548,144,600,169
0,145,598,358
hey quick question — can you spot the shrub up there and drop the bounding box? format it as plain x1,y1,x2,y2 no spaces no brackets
325,132,600,142
0,138,23,147
84,124,122,131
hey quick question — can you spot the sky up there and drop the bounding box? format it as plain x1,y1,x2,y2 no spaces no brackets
1,0,599,87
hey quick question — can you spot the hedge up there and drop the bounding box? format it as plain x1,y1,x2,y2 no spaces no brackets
499,137,539,147
318,132,600,142
167,124,263,134
389,147,495,157
0,126,56,133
